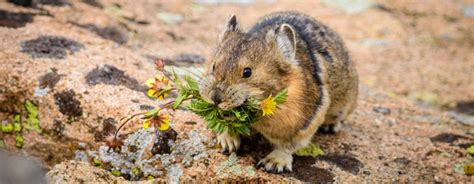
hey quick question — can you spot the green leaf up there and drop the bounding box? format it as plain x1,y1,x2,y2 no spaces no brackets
295,143,325,157
142,108,160,119
467,145,474,155
274,89,288,104
173,90,188,109
185,75,199,91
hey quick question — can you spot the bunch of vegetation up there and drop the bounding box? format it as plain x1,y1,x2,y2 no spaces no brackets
106,59,287,150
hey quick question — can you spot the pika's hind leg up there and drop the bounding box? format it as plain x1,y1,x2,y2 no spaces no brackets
319,111,344,133
319,99,356,133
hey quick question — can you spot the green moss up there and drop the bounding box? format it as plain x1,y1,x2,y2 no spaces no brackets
146,175,155,180
25,100,42,133
132,167,141,176
13,115,22,132
1,123,14,133
110,170,121,176
464,164,474,176
0,140,5,149
92,157,103,168
295,143,325,157
467,145,474,155
15,134,24,148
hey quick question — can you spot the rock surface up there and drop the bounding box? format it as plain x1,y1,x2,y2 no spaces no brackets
0,0,473,183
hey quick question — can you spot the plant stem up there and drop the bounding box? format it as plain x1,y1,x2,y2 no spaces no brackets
112,96,194,140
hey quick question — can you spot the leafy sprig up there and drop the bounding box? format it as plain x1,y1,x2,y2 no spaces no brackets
107,59,288,149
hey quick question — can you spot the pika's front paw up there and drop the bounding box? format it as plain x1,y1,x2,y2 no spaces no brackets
217,131,241,153
257,149,293,173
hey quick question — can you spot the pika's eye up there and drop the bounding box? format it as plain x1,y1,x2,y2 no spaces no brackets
212,63,216,72
242,67,252,78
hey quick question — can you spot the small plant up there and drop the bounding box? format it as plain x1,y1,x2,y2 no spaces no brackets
107,59,287,150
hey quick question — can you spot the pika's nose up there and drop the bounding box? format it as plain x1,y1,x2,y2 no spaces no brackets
211,89,224,105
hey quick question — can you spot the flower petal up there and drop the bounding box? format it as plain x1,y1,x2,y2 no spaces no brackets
145,78,156,88
261,95,277,116
147,89,156,98
158,120,169,130
142,120,151,129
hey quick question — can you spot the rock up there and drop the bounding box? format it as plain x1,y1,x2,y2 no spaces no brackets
46,161,123,183
174,53,205,65
0,152,46,184
449,112,474,126
322,0,374,14
463,5,474,19
167,164,183,184
158,12,183,25
194,0,255,6
373,107,391,115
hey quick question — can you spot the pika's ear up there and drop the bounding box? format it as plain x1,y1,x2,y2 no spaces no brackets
266,24,297,63
219,14,241,42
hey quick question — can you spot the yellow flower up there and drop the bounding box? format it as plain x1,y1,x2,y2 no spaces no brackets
142,113,170,131
261,95,277,116
146,75,171,100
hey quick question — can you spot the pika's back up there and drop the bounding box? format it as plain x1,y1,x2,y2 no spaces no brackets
249,11,349,66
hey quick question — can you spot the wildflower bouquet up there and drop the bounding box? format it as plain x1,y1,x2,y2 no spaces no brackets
107,59,287,148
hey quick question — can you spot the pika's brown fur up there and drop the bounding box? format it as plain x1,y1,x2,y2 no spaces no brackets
200,11,358,173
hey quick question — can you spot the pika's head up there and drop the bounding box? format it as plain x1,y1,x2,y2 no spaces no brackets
200,15,298,110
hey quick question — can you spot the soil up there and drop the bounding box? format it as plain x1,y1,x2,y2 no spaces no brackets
85,65,146,93
53,89,83,119
0,0,473,183
20,36,84,59
0,10,34,28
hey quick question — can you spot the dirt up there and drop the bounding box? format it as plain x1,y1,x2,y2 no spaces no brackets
454,101,474,115
93,117,116,142
430,133,469,143
321,154,364,174
80,0,103,9
0,10,34,28
285,156,335,183
8,0,70,7
20,36,84,59
152,128,177,155
38,69,63,89
74,23,128,44
53,90,82,119
0,0,473,183
50,119,64,138
85,65,146,93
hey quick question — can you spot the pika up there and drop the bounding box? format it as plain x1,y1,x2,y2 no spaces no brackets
200,11,358,172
